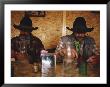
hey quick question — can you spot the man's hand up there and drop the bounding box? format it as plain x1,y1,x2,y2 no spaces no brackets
11,58,15,62
41,50,48,54
55,48,78,59
87,55,100,65
14,52,28,60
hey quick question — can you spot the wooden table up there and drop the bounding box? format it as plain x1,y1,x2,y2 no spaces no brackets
12,57,99,77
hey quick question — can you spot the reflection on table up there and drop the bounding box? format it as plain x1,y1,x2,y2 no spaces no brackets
11,53,99,77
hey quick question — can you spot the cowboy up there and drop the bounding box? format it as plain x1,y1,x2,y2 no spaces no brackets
55,17,100,76
11,14,44,76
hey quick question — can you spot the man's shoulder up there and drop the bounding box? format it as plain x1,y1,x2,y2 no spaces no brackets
11,36,19,40
61,34,75,42
31,36,42,42
84,36,95,40
61,34,75,39
84,36,95,44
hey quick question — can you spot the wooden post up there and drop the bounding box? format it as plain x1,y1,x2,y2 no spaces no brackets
62,11,66,36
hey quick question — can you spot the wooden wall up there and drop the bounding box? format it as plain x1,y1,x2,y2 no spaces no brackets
11,11,100,50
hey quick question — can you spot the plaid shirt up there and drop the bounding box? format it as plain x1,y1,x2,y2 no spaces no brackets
56,34,99,60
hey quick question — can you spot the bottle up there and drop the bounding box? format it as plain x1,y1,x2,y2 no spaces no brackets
63,42,76,77
33,62,39,73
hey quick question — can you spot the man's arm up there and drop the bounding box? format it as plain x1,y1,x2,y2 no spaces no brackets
55,38,78,59
86,37,100,65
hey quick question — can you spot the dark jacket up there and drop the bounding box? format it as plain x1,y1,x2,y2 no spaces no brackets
11,33,44,63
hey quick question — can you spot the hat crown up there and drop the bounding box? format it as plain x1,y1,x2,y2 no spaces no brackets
20,16,32,27
73,17,86,28
13,16,38,32
72,17,93,33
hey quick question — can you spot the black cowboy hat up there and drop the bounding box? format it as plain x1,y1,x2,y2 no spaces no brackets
13,16,38,32
66,17,94,33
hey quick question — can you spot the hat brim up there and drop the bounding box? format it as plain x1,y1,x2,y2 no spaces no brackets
13,24,38,32
67,27,94,33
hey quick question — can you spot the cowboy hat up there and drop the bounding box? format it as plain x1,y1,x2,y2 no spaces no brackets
66,17,94,33
13,16,38,32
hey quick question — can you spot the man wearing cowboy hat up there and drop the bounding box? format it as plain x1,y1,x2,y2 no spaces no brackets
55,17,100,76
11,15,44,76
